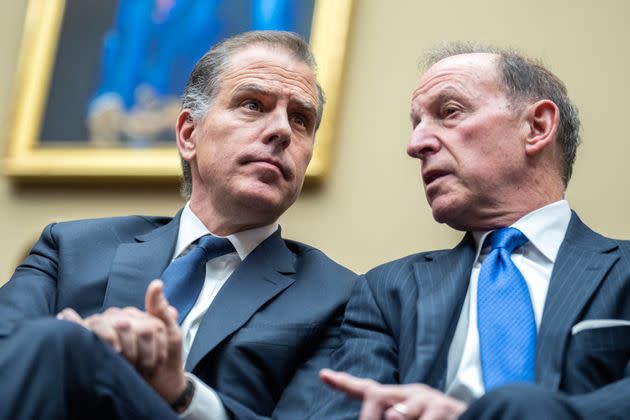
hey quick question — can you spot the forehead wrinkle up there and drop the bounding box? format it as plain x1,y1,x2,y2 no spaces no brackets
412,69,486,111
221,61,317,101
233,82,273,96
289,96,317,116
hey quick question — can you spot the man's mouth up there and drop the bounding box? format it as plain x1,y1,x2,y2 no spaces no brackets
243,157,289,179
422,169,449,186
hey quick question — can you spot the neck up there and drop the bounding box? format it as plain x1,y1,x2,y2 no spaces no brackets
465,168,566,231
460,194,564,232
188,197,276,236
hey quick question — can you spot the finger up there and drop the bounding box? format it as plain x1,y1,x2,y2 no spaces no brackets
418,396,466,420
153,319,168,368
319,369,372,399
145,282,183,371
167,306,179,325
145,280,176,329
145,280,165,316
87,316,122,353
56,308,86,327
384,388,465,420
135,321,161,374
359,396,385,420
113,320,137,364
359,383,405,420
385,402,415,420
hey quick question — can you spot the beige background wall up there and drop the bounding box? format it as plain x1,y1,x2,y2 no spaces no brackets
1,0,629,284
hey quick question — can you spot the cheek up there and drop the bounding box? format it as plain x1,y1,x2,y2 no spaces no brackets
293,142,314,167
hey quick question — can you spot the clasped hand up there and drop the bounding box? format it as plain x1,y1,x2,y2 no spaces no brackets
57,280,186,404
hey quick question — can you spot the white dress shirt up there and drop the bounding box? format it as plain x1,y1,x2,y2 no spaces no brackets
445,200,572,403
174,203,278,419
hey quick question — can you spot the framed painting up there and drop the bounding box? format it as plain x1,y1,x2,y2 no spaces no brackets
4,0,353,182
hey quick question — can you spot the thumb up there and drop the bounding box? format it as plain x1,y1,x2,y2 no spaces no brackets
57,308,87,327
145,279,175,327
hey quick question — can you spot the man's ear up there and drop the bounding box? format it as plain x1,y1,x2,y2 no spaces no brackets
524,99,560,157
176,109,196,161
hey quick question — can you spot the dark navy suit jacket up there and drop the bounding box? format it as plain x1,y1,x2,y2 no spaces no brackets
316,213,630,419
0,212,356,419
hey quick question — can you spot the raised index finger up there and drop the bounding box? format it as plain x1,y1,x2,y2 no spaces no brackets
320,369,374,399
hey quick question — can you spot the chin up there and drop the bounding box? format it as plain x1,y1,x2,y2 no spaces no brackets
238,185,292,216
429,197,469,231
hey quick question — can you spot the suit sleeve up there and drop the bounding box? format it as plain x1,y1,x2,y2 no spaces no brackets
0,223,59,333
461,375,630,420
567,375,630,419
312,274,401,419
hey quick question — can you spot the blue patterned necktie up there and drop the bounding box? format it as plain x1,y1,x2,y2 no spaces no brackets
162,235,235,324
477,227,536,390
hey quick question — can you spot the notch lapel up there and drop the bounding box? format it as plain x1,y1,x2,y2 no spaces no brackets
102,213,181,310
535,213,619,390
186,230,296,371
408,234,476,389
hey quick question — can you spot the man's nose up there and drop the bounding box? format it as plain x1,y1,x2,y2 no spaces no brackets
263,110,292,149
407,122,441,160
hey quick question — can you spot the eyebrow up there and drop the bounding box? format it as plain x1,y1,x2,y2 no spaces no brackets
234,83,318,116
409,87,466,121
234,83,272,97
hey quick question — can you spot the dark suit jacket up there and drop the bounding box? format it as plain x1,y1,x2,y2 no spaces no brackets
0,212,356,419
316,212,630,419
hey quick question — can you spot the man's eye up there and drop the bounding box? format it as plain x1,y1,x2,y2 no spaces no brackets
293,114,307,127
441,105,460,117
243,101,261,111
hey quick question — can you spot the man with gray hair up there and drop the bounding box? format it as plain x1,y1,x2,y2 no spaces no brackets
0,30,355,419
317,43,630,419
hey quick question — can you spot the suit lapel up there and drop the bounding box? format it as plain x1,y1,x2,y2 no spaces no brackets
185,229,296,371
535,212,619,390
102,212,181,310
408,234,476,389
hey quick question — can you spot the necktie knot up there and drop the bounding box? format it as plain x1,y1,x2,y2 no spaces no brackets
485,227,528,253
196,235,236,262
162,235,235,324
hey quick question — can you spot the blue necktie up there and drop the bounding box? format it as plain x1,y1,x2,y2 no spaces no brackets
477,227,536,390
162,235,235,324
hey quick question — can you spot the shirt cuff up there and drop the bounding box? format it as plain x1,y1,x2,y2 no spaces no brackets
178,373,228,420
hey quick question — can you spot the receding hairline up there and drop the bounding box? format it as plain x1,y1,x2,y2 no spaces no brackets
420,52,503,79
426,50,500,64
418,51,529,112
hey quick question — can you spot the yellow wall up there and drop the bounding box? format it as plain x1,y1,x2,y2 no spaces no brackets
1,0,629,284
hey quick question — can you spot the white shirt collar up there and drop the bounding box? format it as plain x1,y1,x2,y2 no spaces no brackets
472,200,572,263
174,202,279,261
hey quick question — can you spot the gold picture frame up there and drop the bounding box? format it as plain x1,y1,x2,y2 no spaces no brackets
4,0,353,183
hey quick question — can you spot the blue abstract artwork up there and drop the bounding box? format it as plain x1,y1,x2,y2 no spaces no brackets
41,0,315,147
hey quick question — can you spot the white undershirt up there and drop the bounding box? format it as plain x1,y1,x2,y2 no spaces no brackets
175,203,277,419
445,200,571,403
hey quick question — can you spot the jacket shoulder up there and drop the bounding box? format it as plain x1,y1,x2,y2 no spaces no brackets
284,239,357,282
45,215,173,242
365,248,451,278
